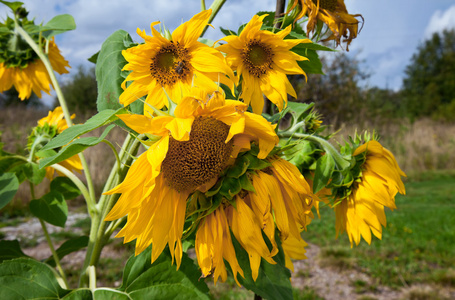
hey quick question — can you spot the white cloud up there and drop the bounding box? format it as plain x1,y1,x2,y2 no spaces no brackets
424,5,455,38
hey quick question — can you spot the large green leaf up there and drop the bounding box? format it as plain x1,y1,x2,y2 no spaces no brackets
39,124,115,168
232,233,293,300
40,14,76,39
29,191,68,227
0,1,23,12
96,30,144,114
119,247,210,299
50,177,82,200
45,236,89,267
0,155,27,174
0,172,19,209
0,240,29,263
23,162,46,185
0,258,70,299
41,109,124,151
313,153,335,193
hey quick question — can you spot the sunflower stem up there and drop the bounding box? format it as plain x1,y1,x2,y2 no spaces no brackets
201,0,226,37
278,132,350,169
201,0,206,11
15,21,97,214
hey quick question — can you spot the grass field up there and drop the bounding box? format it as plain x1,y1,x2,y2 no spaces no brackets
302,170,455,289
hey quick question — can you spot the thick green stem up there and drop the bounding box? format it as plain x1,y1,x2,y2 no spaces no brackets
201,0,226,37
278,132,350,169
201,0,206,11
15,23,97,211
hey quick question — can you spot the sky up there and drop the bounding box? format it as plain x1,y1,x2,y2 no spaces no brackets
2,0,455,106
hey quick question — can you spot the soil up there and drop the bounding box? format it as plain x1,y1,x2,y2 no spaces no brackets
2,215,454,300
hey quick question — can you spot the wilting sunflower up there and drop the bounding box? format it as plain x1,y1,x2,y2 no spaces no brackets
105,89,279,270
0,22,70,100
334,140,406,246
216,14,311,114
29,107,82,180
289,0,363,50
195,156,314,284
119,9,235,110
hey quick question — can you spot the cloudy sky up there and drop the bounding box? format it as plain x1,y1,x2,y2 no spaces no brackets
2,0,455,105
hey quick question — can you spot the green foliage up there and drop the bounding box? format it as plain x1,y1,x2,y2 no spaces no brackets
29,191,68,227
0,172,19,209
39,14,76,39
403,29,455,121
0,240,29,263
61,66,98,113
50,177,81,200
44,236,89,267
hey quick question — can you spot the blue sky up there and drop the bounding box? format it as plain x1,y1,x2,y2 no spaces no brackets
2,0,455,105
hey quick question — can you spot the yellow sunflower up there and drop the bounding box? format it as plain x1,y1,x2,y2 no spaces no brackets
0,39,70,100
289,0,363,50
334,140,406,246
195,156,314,284
30,107,82,180
105,89,279,270
216,14,311,114
119,9,235,110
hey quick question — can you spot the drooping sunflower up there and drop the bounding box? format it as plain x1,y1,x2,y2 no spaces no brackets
0,16,70,100
289,0,363,50
119,9,235,110
195,156,314,284
216,14,311,114
29,107,82,180
105,89,279,271
334,140,406,246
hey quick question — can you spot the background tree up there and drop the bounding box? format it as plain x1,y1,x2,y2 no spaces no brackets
402,29,455,121
60,65,98,113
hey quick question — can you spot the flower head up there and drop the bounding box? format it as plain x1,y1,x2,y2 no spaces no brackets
0,38,70,100
105,90,279,269
119,10,235,109
289,0,363,50
217,14,311,114
334,140,406,246
29,107,82,180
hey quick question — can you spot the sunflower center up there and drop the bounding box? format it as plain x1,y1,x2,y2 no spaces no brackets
241,40,274,78
161,116,234,192
149,41,192,86
311,0,338,11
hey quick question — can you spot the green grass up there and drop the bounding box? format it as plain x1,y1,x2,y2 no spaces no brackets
303,170,455,288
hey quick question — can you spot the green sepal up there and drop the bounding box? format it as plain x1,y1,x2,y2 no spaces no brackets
239,173,255,193
225,155,250,178
29,191,68,227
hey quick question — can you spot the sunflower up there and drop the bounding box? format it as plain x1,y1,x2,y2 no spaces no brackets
334,140,406,246
195,156,314,284
105,89,279,271
289,0,363,50
216,14,311,114
0,37,70,100
29,107,82,180
119,9,235,110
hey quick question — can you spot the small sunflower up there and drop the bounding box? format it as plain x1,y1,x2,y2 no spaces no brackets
119,9,235,110
0,16,70,100
105,89,279,270
334,140,406,246
289,0,363,50
29,107,82,180
216,14,311,114
195,157,314,284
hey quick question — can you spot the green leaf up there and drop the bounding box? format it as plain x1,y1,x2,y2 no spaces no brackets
88,51,99,64
219,26,236,36
0,155,27,174
41,109,124,151
29,191,68,227
50,177,81,200
0,172,19,209
62,289,93,299
119,247,210,299
96,30,138,112
0,1,23,12
23,162,46,185
287,101,314,123
0,258,70,299
313,153,335,193
0,240,29,263
39,124,115,168
232,233,293,300
45,236,88,267
40,14,76,39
